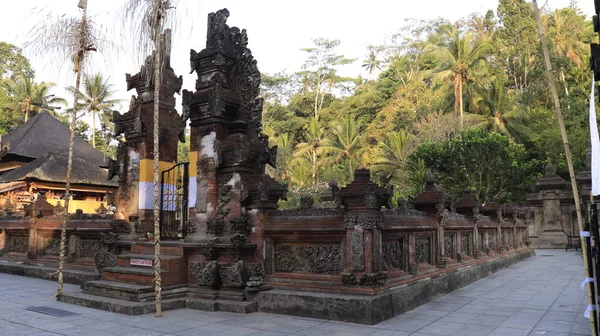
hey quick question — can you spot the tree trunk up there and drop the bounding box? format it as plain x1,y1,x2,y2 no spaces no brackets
459,75,464,128
57,1,87,296
314,85,319,120
92,110,96,148
153,35,163,318
532,2,596,334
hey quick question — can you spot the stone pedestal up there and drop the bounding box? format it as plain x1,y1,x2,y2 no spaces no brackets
527,162,574,249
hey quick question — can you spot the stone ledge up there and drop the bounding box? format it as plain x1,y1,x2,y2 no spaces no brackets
256,248,533,325
0,260,99,285
58,292,257,315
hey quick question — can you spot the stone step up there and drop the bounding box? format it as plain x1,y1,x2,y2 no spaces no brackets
82,280,188,302
102,265,186,287
115,254,181,269
58,290,257,315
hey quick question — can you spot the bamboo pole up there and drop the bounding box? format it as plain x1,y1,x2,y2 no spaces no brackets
532,2,597,335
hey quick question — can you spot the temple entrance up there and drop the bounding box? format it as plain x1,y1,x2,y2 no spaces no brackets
159,162,189,239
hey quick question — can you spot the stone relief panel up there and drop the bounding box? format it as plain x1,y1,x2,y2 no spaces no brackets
275,244,342,273
351,231,364,271
5,235,27,252
444,233,454,258
478,231,484,251
460,233,471,255
382,237,407,271
488,233,496,251
80,239,103,258
415,236,432,264
40,237,62,255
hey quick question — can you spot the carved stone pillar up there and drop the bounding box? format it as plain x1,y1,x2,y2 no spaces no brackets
340,169,390,286
0,228,5,255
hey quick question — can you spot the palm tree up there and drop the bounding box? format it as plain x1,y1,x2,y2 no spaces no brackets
25,0,108,295
372,131,414,185
288,159,311,188
294,117,326,184
320,116,364,177
4,74,67,122
429,25,490,127
470,80,534,142
68,73,120,148
362,50,381,77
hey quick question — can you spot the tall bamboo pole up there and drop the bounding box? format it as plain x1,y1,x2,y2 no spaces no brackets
532,2,597,335
57,0,88,296
153,33,162,317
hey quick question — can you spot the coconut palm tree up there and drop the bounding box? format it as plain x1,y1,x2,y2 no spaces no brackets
320,116,364,177
470,80,534,143
25,0,109,295
429,25,490,127
372,131,414,186
362,50,381,77
4,74,67,122
294,117,326,184
68,73,120,148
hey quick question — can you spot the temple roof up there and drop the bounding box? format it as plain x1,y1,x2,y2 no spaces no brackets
0,153,117,187
1,113,107,167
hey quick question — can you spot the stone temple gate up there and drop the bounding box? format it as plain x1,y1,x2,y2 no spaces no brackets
0,9,533,325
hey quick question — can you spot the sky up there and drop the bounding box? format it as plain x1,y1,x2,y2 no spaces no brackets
0,0,595,115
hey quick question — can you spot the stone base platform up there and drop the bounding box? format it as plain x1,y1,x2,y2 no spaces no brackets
257,248,534,325
57,291,258,315
0,258,99,285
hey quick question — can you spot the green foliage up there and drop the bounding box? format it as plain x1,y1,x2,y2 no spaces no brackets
410,129,541,203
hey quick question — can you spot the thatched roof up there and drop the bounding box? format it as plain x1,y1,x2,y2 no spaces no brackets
1,113,107,167
0,153,118,187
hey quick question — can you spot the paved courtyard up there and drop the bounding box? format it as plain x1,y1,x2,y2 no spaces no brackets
0,250,592,336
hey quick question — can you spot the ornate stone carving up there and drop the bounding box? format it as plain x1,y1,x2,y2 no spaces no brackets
185,220,198,234
444,234,454,258
341,272,357,285
80,239,102,258
351,231,364,270
5,235,27,253
382,238,407,270
204,238,219,261
460,234,470,255
207,218,225,235
415,237,431,264
359,272,387,287
219,260,246,288
41,238,62,255
344,211,383,230
329,181,342,208
229,216,249,234
478,231,484,251
488,234,496,251
275,244,342,273
190,260,220,288
93,232,118,272
271,208,343,217
109,219,131,233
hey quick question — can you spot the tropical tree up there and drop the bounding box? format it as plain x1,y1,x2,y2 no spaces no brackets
25,0,107,295
372,131,414,186
470,80,534,142
362,47,382,77
294,117,326,184
429,25,490,126
4,74,66,122
68,73,120,148
320,116,364,181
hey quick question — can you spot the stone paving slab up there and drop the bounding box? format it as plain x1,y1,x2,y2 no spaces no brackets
0,249,593,335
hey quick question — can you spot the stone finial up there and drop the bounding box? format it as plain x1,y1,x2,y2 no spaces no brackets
425,169,435,188
544,160,556,177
